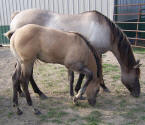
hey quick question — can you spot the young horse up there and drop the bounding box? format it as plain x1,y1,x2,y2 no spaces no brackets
5,24,101,115
10,9,141,97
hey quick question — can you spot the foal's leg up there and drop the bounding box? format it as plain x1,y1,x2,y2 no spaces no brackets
74,68,93,100
21,62,41,115
68,70,74,97
17,82,25,97
75,73,85,93
68,63,93,103
14,62,25,97
12,64,23,115
16,69,47,99
30,70,47,99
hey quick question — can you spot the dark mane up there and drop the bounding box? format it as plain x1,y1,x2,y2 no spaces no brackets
73,32,101,78
92,11,139,72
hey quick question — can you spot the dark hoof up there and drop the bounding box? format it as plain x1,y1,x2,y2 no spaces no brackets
103,88,110,93
19,92,25,97
39,93,48,100
17,109,23,115
34,108,41,115
73,97,79,105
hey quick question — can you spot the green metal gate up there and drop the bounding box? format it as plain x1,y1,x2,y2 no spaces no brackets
0,25,10,45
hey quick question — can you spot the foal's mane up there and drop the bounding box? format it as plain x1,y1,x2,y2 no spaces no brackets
71,32,101,77
91,11,139,73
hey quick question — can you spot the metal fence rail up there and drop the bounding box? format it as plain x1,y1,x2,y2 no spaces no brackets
114,1,145,47
0,0,114,45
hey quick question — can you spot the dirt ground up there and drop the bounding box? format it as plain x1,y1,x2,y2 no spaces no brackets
0,47,145,125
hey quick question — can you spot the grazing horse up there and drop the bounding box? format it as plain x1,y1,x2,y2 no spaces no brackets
10,9,141,97
5,24,101,114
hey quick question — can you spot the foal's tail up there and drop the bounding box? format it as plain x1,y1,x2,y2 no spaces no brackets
4,30,20,61
74,33,101,77
4,30,15,39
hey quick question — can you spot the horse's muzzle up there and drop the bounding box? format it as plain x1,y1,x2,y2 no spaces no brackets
131,79,140,97
88,98,96,106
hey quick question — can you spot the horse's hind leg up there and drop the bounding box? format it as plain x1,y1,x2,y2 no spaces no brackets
14,62,25,97
21,62,41,115
30,69,47,99
68,70,74,97
12,63,23,115
17,70,47,99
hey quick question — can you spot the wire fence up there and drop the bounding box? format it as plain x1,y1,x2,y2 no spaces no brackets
114,0,145,48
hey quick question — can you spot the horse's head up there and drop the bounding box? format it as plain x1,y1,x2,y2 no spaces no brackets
86,78,100,106
121,60,141,97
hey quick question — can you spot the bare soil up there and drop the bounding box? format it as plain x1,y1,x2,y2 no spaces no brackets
0,47,145,125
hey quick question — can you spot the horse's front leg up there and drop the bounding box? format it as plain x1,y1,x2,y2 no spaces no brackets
74,55,110,93
73,67,93,104
68,70,74,97
99,54,110,92
75,73,85,93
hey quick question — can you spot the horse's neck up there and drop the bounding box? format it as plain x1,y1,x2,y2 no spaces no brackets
112,39,136,73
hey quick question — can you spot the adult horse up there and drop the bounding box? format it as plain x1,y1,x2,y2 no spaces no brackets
10,9,141,97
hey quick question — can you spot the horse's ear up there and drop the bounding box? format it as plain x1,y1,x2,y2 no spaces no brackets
134,60,142,68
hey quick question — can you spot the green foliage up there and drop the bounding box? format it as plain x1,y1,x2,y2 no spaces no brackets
133,47,145,54
103,64,119,73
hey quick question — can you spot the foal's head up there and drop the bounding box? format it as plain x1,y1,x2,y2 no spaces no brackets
85,78,100,106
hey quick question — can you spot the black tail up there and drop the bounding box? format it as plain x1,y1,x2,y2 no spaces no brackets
74,32,101,77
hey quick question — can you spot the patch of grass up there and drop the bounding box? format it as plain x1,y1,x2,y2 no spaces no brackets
119,99,127,108
123,122,137,125
68,117,77,122
112,74,120,81
120,111,136,119
140,116,145,121
133,47,145,54
7,111,14,118
50,119,63,124
103,64,119,73
40,108,68,122
120,106,144,120
103,98,113,105
82,111,102,125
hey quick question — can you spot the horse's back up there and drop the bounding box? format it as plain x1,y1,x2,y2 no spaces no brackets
10,9,53,30
13,24,89,64
11,9,112,52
